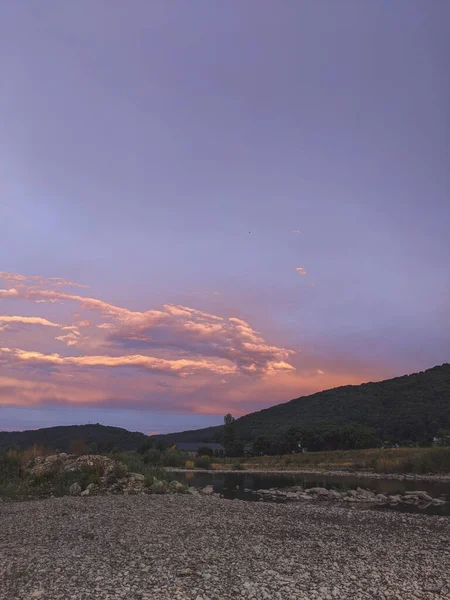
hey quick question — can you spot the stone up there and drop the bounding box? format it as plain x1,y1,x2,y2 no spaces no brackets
69,482,81,495
404,491,433,502
202,485,214,495
432,498,446,506
376,494,389,502
129,473,145,482
306,487,330,497
286,492,299,500
150,480,167,494
328,490,342,500
81,488,90,496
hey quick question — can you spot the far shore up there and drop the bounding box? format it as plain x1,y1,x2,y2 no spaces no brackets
167,466,450,482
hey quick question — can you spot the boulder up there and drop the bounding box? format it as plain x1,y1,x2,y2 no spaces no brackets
81,489,90,496
69,482,81,496
201,485,214,495
128,473,145,482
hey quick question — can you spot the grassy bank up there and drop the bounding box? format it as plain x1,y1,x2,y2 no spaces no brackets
213,447,450,475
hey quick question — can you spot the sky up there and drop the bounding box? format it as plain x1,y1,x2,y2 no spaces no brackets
0,1,449,434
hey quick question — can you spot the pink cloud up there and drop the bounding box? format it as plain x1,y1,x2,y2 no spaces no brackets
0,316,61,328
296,267,307,275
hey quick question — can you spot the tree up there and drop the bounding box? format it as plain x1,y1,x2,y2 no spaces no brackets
222,413,235,456
197,446,214,457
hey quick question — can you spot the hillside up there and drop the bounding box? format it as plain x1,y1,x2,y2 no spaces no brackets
0,424,149,452
155,363,450,444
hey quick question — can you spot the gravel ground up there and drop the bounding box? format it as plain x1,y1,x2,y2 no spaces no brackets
0,495,449,600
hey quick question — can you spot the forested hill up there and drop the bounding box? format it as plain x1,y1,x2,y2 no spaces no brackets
155,363,450,444
0,424,149,452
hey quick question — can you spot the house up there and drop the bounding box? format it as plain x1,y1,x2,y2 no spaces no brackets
171,442,225,457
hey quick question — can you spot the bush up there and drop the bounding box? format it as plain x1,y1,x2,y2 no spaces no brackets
197,446,214,457
194,455,212,469
143,448,161,465
161,450,185,468
231,462,244,471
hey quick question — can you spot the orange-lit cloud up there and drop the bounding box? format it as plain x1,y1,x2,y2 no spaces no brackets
296,267,307,275
0,316,61,328
0,347,237,376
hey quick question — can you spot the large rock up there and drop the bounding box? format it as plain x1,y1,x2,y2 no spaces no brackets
69,482,81,495
201,485,214,496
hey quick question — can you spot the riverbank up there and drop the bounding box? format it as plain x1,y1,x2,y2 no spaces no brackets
211,447,450,476
168,466,450,482
1,495,449,600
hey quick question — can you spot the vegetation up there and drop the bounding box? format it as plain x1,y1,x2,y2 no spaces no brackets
236,446,450,475
194,455,212,469
154,364,450,445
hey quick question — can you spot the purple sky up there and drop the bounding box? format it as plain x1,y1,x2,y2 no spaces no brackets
0,1,449,434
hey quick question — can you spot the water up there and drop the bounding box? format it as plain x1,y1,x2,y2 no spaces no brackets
171,470,450,516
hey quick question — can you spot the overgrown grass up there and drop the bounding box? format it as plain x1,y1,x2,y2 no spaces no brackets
108,451,172,483
216,447,450,474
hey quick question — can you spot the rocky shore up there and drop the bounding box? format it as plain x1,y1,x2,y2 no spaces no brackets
251,485,448,508
1,495,449,600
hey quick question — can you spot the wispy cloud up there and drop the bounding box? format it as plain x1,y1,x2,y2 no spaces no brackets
0,316,61,328
0,348,237,376
292,230,302,234
296,267,307,275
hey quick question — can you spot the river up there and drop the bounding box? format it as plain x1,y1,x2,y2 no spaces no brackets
171,470,450,516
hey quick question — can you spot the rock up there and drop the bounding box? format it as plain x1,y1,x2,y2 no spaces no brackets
169,480,186,493
129,473,145,482
389,494,402,504
328,490,342,500
81,488,90,496
432,498,446,506
306,487,329,497
86,483,96,491
356,487,376,500
376,494,389,503
202,485,214,495
150,480,167,494
69,482,81,495
187,487,200,496
404,490,433,502
286,492,299,500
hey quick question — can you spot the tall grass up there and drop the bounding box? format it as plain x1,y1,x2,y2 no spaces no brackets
223,447,450,474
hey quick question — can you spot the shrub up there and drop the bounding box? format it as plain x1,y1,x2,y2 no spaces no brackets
231,462,244,471
197,446,214,457
194,455,212,469
143,448,161,465
161,450,185,468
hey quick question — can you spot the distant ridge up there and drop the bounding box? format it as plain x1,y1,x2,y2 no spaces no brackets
0,424,149,451
154,363,450,444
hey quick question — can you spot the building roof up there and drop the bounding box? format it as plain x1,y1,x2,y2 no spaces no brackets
175,442,224,452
